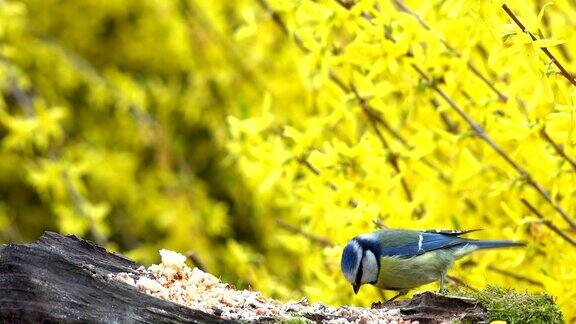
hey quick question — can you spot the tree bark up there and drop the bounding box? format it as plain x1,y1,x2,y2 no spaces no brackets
0,232,230,323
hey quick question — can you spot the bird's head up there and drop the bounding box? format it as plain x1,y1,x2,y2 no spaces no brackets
341,236,379,294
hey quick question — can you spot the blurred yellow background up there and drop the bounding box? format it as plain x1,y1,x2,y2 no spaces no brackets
1,0,575,321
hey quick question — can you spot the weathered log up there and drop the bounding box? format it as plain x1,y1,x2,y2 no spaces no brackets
0,232,229,323
377,291,487,323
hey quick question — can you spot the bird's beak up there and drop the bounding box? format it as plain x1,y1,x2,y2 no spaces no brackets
353,284,360,294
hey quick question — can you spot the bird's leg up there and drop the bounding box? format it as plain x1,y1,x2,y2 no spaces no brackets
385,290,408,303
438,271,447,294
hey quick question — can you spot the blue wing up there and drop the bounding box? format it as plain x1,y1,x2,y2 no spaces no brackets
355,229,520,260
379,231,469,258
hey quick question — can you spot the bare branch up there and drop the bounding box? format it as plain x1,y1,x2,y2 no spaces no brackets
275,218,333,247
412,64,576,230
431,99,459,134
298,156,321,176
351,84,427,217
297,156,359,208
0,55,36,117
255,0,309,53
446,275,479,292
487,265,544,287
393,0,508,102
350,84,414,202
61,169,108,246
502,4,576,87
540,127,576,173
520,198,576,247
255,0,288,35
184,0,266,90
328,72,411,148
8,83,36,117
535,0,574,63
329,72,452,185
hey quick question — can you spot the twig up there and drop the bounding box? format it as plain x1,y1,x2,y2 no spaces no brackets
393,0,509,102
351,84,427,217
298,156,359,207
61,166,108,246
185,251,208,272
431,99,459,134
328,72,412,147
350,84,414,202
377,290,387,302
255,0,288,35
446,275,479,292
183,0,266,90
535,0,573,63
487,265,544,287
502,4,576,87
0,55,36,117
373,216,387,229
329,71,452,185
275,218,333,246
327,13,455,186
370,110,412,147
520,198,576,247
298,156,321,176
255,0,309,53
8,82,36,117
412,64,576,231
540,127,576,172
298,154,394,228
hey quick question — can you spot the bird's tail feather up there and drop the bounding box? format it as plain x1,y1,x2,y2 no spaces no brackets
472,240,526,249
454,240,524,258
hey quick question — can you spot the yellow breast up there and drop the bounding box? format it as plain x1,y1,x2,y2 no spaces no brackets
375,251,454,290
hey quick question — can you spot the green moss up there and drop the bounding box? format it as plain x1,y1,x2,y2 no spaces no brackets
279,317,313,324
459,286,564,324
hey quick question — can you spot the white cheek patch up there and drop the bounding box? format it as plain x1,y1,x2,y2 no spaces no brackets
361,250,379,284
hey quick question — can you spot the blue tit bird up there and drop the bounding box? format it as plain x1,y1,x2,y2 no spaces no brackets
340,228,524,301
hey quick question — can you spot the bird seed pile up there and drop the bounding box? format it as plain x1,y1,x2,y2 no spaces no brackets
111,250,412,323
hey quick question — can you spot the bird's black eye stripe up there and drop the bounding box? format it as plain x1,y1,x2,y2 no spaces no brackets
357,238,381,271
355,251,364,287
